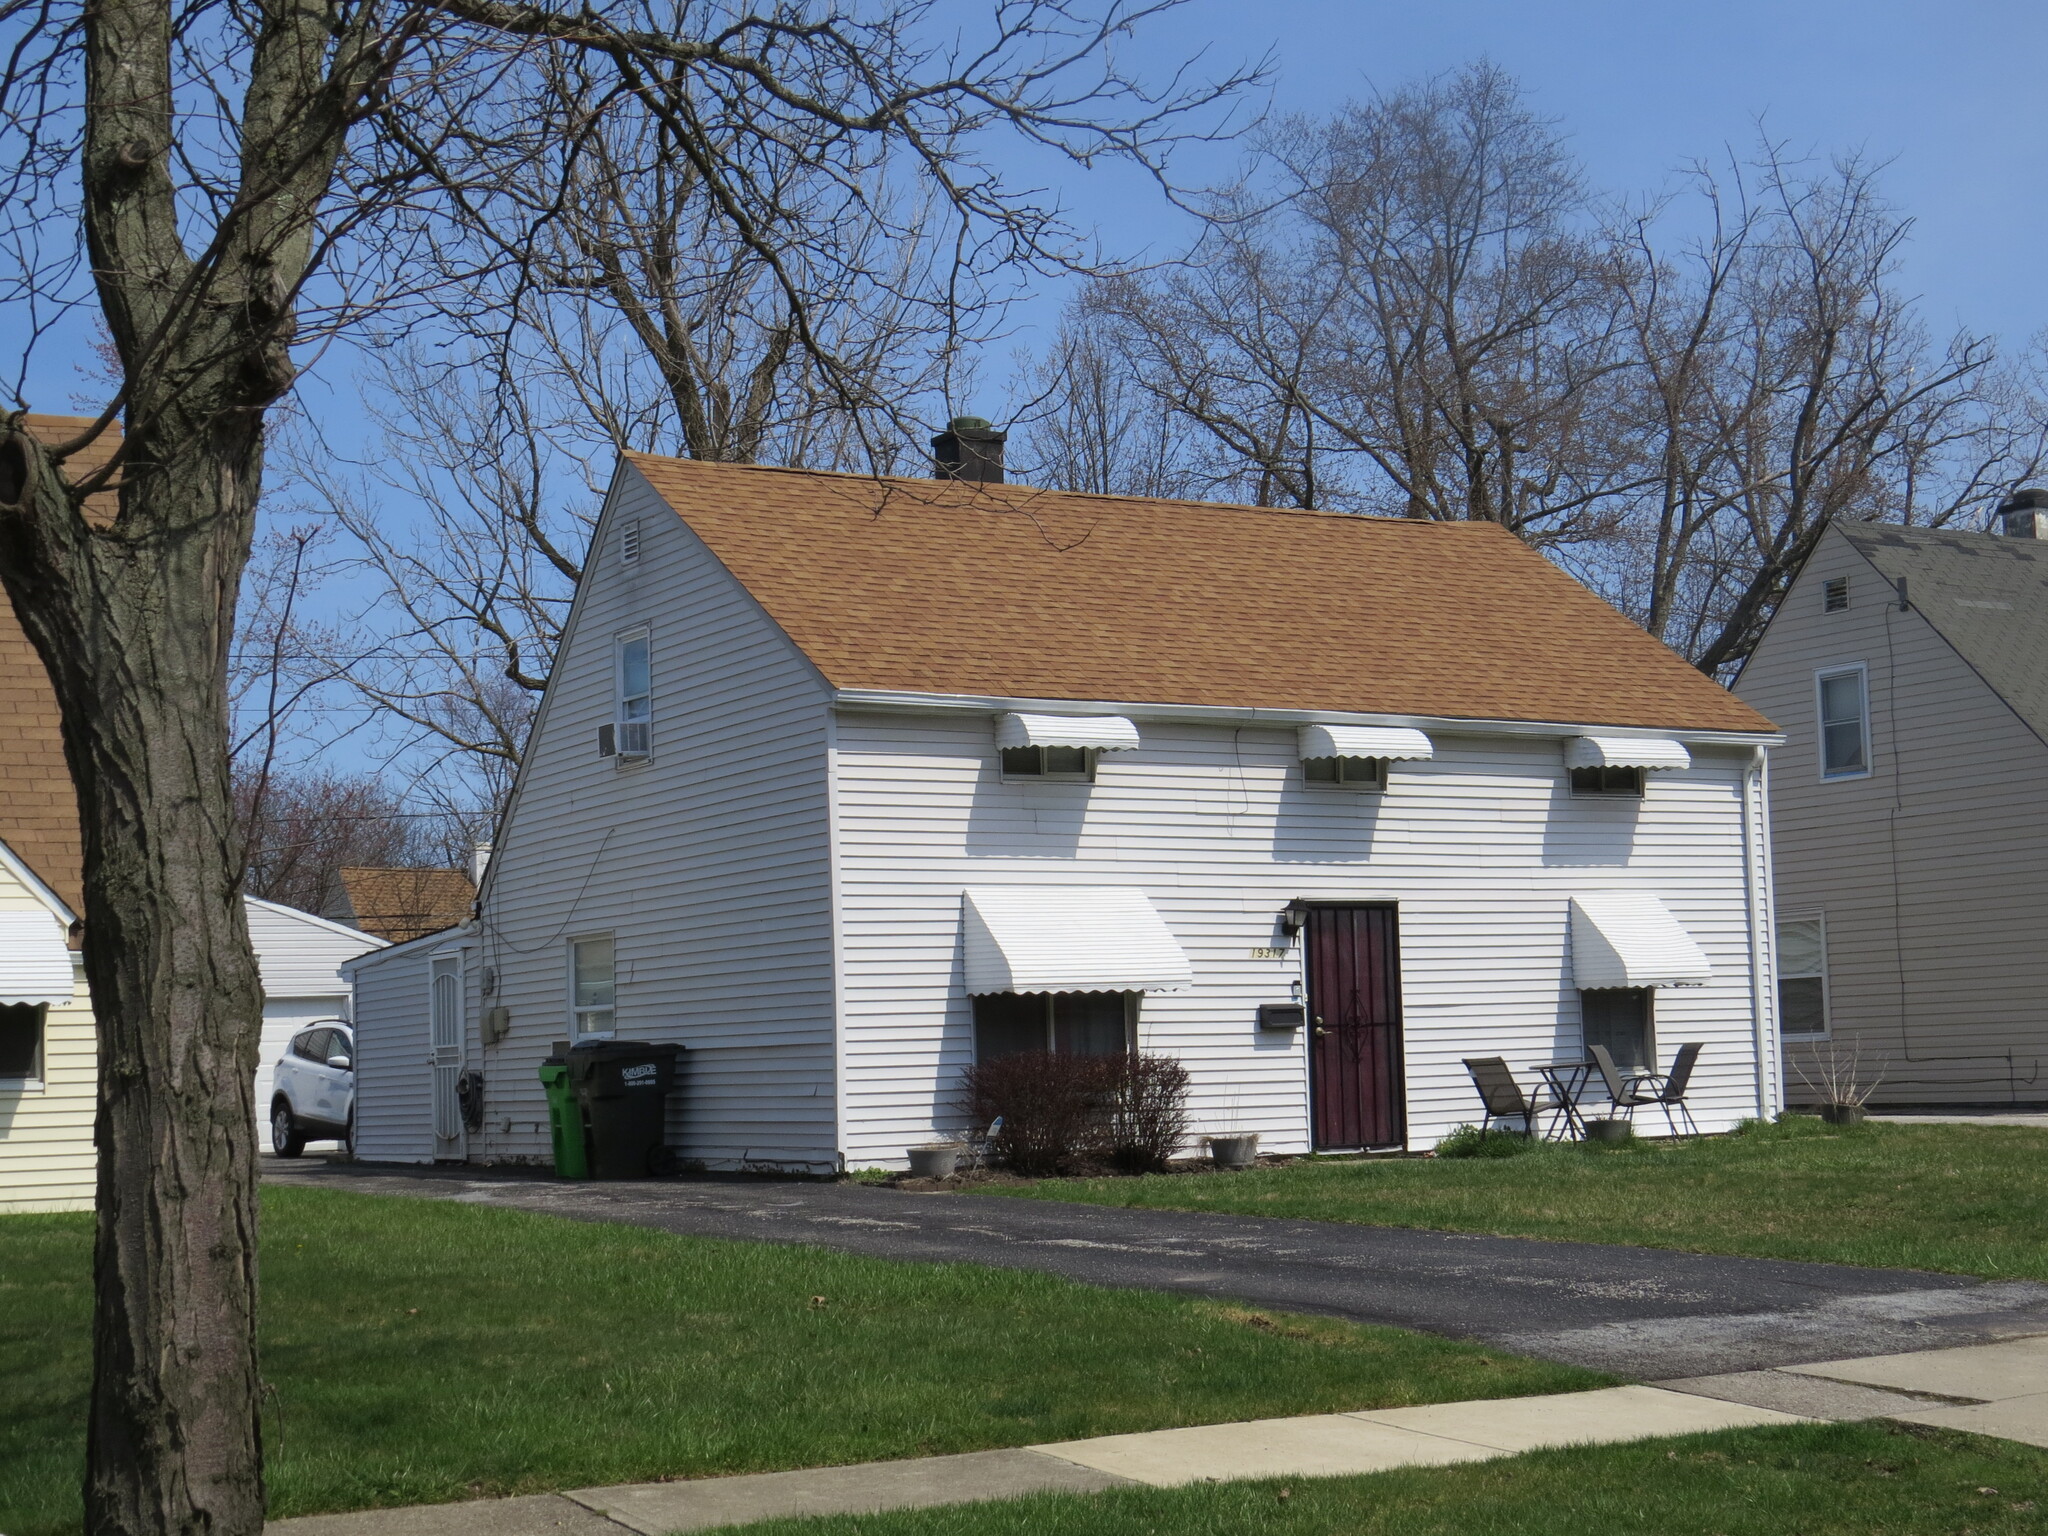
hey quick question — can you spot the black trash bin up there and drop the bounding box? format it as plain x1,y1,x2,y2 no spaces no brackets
567,1040,681,1178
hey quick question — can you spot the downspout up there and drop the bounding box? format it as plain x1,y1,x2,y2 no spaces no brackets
1742,743,1782,1120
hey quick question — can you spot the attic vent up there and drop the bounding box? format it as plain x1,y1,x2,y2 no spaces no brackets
1822,576,1848,613
620,520,641,564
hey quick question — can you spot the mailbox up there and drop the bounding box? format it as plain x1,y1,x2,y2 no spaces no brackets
1257,1003,1306,1031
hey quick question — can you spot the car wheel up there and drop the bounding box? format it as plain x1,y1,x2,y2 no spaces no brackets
342,1108,356,1160
271,1099,305,1158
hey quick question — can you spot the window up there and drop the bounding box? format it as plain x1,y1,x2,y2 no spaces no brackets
1777,915,1829,1038
616,631,651,758
1303,756,1387,790
1581,988,1655,1075
1570,766,1645,797
570,935,616,1037
1000,744,1094,780
1817,666,1869,778
0,1003,44,1082
1822,576,1848,612
291,1028,333,1063
973,991,1134,1060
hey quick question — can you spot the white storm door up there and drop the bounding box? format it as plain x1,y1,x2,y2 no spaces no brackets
429,954,464,1151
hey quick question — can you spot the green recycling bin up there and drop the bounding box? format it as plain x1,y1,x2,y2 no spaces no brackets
539,1043,589,1179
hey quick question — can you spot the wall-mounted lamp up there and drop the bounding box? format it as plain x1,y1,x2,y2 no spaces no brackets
1277,900,1309,937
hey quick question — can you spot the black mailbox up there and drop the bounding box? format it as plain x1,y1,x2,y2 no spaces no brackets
1257,1003,1305,1031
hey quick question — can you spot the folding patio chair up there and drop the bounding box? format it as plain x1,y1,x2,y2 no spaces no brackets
1461,1057,1566,1139
1589,1043,1703,1137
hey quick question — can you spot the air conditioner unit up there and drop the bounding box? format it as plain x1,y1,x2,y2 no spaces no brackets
616,721,651,758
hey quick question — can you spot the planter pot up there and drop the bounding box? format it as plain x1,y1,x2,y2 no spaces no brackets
1584,1118,1634,1145
1819,1103,1866,1127
906,1143,962,1178
1209,1133,1260,1169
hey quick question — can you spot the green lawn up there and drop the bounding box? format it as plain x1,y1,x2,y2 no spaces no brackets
721,1422,2048,1536
0,1187,1597,1536
976,1118,2048,1280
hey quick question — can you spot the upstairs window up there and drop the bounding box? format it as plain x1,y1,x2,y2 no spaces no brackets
1777,915,1829,1038
1570,766,1645,797
569,935,616,1037
1822,576,1848,612
1817,666,1869,778
1000,745,1094,780
1303,755,1387,790
615,631,651,759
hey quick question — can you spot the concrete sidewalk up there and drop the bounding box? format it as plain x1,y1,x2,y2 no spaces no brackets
265,1334,2048,1536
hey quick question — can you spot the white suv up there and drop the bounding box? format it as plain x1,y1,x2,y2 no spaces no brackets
271,1022,355,1156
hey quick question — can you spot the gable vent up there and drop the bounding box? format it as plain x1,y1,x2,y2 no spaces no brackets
620,520,642,564
1822,576,1848,613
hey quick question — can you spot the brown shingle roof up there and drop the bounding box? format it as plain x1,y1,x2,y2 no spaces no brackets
329,867,476,944
625,455,1776,734
0,416,124,914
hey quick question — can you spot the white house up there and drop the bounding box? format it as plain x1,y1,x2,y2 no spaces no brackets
1735,496,2048,1108
244,898,386,1149
347,436,1786,1172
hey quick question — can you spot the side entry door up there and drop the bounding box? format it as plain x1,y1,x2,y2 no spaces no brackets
429,953,465,1157
1304,903,1405,1149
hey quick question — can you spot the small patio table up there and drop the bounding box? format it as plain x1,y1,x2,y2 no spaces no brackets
1533,1060,1598,1140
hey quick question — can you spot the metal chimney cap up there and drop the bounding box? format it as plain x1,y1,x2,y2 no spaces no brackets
1998,488,2048,513
947,415,999,435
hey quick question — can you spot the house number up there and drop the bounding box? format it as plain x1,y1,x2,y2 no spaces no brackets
1249,946,1288,960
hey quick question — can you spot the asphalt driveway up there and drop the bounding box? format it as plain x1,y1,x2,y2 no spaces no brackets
265,1158,2048,1379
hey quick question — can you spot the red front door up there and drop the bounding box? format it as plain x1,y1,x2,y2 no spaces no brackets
1305,904,1405,1149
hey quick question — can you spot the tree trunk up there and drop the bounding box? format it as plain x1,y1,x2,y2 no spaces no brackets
0,416,268,1536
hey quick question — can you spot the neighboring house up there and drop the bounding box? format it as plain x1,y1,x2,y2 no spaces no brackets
1735,495,2048,1108
323,865,476,943
0,417,387,1208
347,433,1784,1172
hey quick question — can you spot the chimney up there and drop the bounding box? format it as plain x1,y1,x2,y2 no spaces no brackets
931,415,1006,484
469,842,492,888
1997,488,2048,539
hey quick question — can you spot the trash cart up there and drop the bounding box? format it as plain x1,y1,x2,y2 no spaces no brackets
567,1040,682,1179
538,1042,588,1180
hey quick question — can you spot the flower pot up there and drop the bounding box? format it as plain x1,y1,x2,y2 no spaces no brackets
1584,1118,1634,1145
906,1144,962,1178
1819,1103,1866,1127
1208,1133,1260,1169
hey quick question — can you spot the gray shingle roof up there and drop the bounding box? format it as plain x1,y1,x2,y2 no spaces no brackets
1840,523,2048,743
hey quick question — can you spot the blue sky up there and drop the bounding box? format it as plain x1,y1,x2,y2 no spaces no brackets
1004,0,2048,353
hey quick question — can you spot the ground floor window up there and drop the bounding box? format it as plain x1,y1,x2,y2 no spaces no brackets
569,934,616,1037
1580,987,1655,1074
0,1003,45,1082
973,991,1134,1060
1776,915,1829,1038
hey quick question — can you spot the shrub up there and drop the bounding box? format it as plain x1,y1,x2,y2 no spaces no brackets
1103,1053,1192,1173
1434,1124,1533,1159
959,1051,1116,1176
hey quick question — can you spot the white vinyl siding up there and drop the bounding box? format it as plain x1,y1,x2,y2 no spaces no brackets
830,711,1768,1165
0,861,92,1212
397,462,838,1172
1737,523,2048,1104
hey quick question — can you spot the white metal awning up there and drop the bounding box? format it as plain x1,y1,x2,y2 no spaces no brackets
1564,734,1691,771
994,713,1141,752
1298,725,1435,761
963,886,1193,995
0,910,76,1005
1570,894,1711,989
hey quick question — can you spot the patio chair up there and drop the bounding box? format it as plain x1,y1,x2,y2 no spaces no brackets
1462,1057,1565,1139
1630,1042,1704,1138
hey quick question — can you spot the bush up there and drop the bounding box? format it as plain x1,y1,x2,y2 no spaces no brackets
1434,1124,1534,1159
1103,1053,1192,1173
959,1050,1194,1176
960,1052,1116,1176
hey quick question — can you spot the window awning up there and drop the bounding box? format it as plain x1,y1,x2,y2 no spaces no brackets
1570,894,1711,989
1564,734,1691,771
1298,724,1434,761
0,910,76,1006
963,886,1193,995
994,713,1141,752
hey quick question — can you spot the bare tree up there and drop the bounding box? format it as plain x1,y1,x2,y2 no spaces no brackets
233,766,437,912
0,6,1254,1532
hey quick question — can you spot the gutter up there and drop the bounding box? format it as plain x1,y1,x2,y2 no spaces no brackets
831,687,1785,749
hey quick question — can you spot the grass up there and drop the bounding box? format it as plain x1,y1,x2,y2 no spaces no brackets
0,1187,1598,1536
718,1421,2048,1536
975,1117,2048,1280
